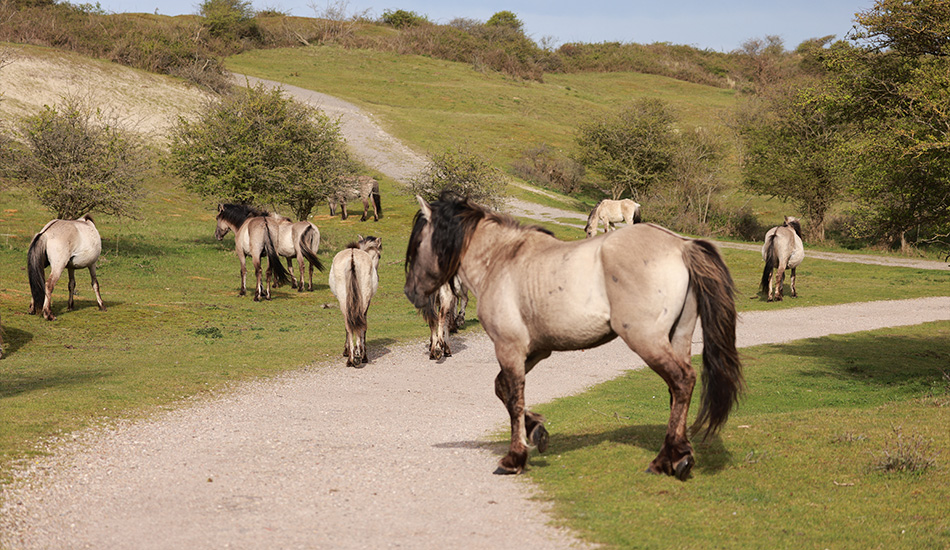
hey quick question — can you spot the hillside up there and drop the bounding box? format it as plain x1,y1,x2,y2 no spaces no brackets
0,43,213,141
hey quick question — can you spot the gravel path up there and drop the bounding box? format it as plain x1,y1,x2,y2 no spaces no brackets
2,77,949,549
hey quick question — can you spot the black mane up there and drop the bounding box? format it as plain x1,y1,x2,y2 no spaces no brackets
784,218,803,239
217,203,267,227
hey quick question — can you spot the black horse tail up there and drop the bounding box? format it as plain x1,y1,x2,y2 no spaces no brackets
373,189,382,218
760,234,778,293
299,226,325,272
27,229,51,314
345,252,367,336
262,219,292,287
633,205,643,224
683,239,743,440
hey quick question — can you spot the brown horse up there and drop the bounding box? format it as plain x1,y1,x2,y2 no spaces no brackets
329,235,382,367
405,193,742,480
214,204,292,301
328,175,382,221
28,215,106,321
760,216,804,302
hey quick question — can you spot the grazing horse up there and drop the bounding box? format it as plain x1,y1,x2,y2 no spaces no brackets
270,214,324,292
28,216,106,321
584,198,642,237
760,216,804,302
405,193,742,479
328,175,382,221
420,275,468,360
329,236,382,367
214,204,292,301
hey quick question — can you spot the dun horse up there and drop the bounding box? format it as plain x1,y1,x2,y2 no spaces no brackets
214,204,292,300
406,193,741,480
329,236,382,367
28,216,106,321
584,198,642,237
329,175,382,221
420,275,468,360
760,216,804,302
270,214,324,291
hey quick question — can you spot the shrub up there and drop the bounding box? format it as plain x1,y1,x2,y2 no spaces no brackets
15,96,146,219
511,144,584,194
381,9,428,29
408,147,508,209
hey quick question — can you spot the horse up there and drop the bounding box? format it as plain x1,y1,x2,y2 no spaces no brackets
405,193,742,480
270,214,325,292
27,215,106,321
328,175,382,221
420,275,469,360
329,235,382,367
760,216,804,302
214,204,292,301
584,198,642,237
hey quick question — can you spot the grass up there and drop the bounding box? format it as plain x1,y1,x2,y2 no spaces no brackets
526,322,950,549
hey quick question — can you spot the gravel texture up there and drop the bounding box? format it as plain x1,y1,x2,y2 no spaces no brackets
2,75,948,549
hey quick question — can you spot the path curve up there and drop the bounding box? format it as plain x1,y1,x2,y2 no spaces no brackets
3,77,949,549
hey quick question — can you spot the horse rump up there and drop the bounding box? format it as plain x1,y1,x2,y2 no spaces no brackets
262,219,293,287
299,225,325,272
27,231,50,315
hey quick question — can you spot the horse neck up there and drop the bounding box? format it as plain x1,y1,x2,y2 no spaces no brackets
456,221,536,297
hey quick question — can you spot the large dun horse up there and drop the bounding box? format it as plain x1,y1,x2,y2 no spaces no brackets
760,216,804,302
28,215,106,321
270,213,324,292
584,198,642,237
329,175,382,221
329,236,382,367
405,193,742,480
214,204,292,301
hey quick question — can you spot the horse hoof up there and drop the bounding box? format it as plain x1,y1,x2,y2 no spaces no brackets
430,349,443,360
674,456,694,481
530,424,549,453
493,465,520,476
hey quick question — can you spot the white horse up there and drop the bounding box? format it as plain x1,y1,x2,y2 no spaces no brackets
270,214,324,292
28,215,106,321
760,216,804,302
329,236,382,367
584,198,642,237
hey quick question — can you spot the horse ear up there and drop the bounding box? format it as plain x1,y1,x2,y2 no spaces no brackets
416,195,431,221
217,203,223,212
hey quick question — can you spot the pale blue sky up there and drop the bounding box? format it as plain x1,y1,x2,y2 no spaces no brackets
92,0,872,52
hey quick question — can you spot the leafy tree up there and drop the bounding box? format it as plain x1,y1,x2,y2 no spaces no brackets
816,0,950,249
486,11,523,31
574,98,676,200
16,96,145,219
168,83,349,220
408,147,508,209
381,9,428,29
199,0,260,40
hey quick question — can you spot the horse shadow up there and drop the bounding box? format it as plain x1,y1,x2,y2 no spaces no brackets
0,362,109,398
367,338,397,361
0,325,33,359
434,424,731,476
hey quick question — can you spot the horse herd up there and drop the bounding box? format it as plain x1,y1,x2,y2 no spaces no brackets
11,191,805,480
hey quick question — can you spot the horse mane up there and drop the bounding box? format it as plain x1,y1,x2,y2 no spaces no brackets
784,217,803,239
585,201,602,230
406,192,552,285
218,203,267,227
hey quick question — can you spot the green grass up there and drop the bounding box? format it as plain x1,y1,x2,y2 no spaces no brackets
224,45,737,172
526,322,950,549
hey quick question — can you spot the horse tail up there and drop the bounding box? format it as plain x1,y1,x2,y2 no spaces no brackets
633,205,642,224
262,219,292,287
760,234,777,293
299,226,325,272
27,229,50,313
683,239,743,440
373,188,382,218
345,252,367,336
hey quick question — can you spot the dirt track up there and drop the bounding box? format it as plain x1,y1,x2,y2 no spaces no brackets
2,75,949,549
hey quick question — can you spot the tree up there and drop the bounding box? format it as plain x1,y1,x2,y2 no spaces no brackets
485,11,523,31
408,147,508,209
168,83,350,220
199,0,260,40
736,83,850,241
16,96,145,219
816,0,950,249
574,98,676,200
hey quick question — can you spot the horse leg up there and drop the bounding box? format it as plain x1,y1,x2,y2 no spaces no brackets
89,264,106,311
253,256,264,301
42,266,63,321
493,364,529,475
773,264,786,301
790,267,797,297
239,255,248,297
360,198,369,222
642,347,697,479
67,266,77,311
360,325,368,364
287,258,297,290
307,262,314,291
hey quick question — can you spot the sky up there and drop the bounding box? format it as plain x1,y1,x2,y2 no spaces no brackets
90,0,874,52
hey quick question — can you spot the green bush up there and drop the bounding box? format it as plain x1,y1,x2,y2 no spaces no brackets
381,9,428,29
